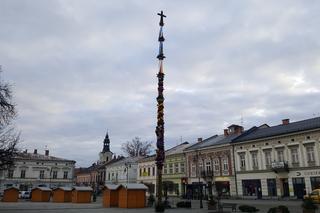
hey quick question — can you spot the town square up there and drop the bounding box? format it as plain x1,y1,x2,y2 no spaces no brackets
1,1,320,212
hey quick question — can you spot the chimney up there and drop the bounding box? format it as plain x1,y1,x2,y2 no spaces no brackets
45,150,49,156
282,119,290,125
33,149,37,154
24,149,28,153
197,138,202,143
224,129,229,136
235,126,244,135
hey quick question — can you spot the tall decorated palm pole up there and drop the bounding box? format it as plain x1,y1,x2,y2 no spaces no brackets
155,10,166,212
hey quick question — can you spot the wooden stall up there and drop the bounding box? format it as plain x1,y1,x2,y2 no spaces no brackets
52,187,72,202
102,184,120,207
31,187,52,202
118,183,148,208
71,186,93,203
2,187,19,202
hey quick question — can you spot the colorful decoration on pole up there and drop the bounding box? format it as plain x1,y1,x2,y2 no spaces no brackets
155,10,166,212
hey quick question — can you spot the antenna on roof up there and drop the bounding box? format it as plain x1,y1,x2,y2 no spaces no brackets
240,114,244,126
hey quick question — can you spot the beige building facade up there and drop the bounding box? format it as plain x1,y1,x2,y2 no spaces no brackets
232,117,320,199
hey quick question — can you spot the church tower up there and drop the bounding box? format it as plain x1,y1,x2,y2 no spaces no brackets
99,132,113,163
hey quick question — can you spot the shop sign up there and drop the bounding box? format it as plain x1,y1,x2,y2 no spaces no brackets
304,171,320,176
295,170,320,177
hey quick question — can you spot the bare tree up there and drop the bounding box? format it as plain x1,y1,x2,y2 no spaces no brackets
121,137,152,157
0,67,19,170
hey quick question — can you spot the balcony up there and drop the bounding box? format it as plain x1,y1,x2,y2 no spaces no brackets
271,161,289,173
201,170,214,178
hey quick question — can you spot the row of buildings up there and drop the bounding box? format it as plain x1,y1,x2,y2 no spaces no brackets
75,116,320,200
0,149,75,192
1,116,319,200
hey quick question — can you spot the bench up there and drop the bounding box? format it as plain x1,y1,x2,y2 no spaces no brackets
220,203,237,212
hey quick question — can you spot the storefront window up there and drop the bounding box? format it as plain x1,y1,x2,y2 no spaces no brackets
267,179,277,196
311,177,320,190
292,177,305,199
242,179,261,197
215,181,230,196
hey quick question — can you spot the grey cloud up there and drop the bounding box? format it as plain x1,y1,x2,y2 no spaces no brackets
1,0,320,166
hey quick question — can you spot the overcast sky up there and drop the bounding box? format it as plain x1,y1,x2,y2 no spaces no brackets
1,0,320,167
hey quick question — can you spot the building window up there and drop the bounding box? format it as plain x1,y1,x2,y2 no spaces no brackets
191,163,196,177
152,167,155,176
148,167,151,176
63,171,68,179
277,149,284,162
139,168,142,177
175,163,179,173
199,161,203,172
223,159,228,171
306,146,315,162
108,172,110,180
214,159,220,171
239,154,246,169
164,164,167,174
20,170,26,178
251,152,259,169
169,163,173,174
206,161,211,172
291,148,299,164
8,170,14,178
180,163,185,173
52,171,58,179
265,151,272,166
39,170,45,179
143,168,146,175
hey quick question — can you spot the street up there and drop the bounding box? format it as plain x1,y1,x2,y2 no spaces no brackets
0,198,318,213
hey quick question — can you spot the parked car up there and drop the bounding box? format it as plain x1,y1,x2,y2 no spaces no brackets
304,189,320,203
20,191,31,199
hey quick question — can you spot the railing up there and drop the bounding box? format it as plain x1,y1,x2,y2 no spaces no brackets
271,161,289,173
201,170,214,178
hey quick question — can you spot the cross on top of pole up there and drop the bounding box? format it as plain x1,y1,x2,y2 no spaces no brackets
157,11,166,26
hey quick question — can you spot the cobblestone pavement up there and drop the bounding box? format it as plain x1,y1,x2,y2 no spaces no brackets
0,198,319,213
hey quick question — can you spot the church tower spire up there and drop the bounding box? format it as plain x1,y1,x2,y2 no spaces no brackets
99,131,113,163
102,131,110,152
